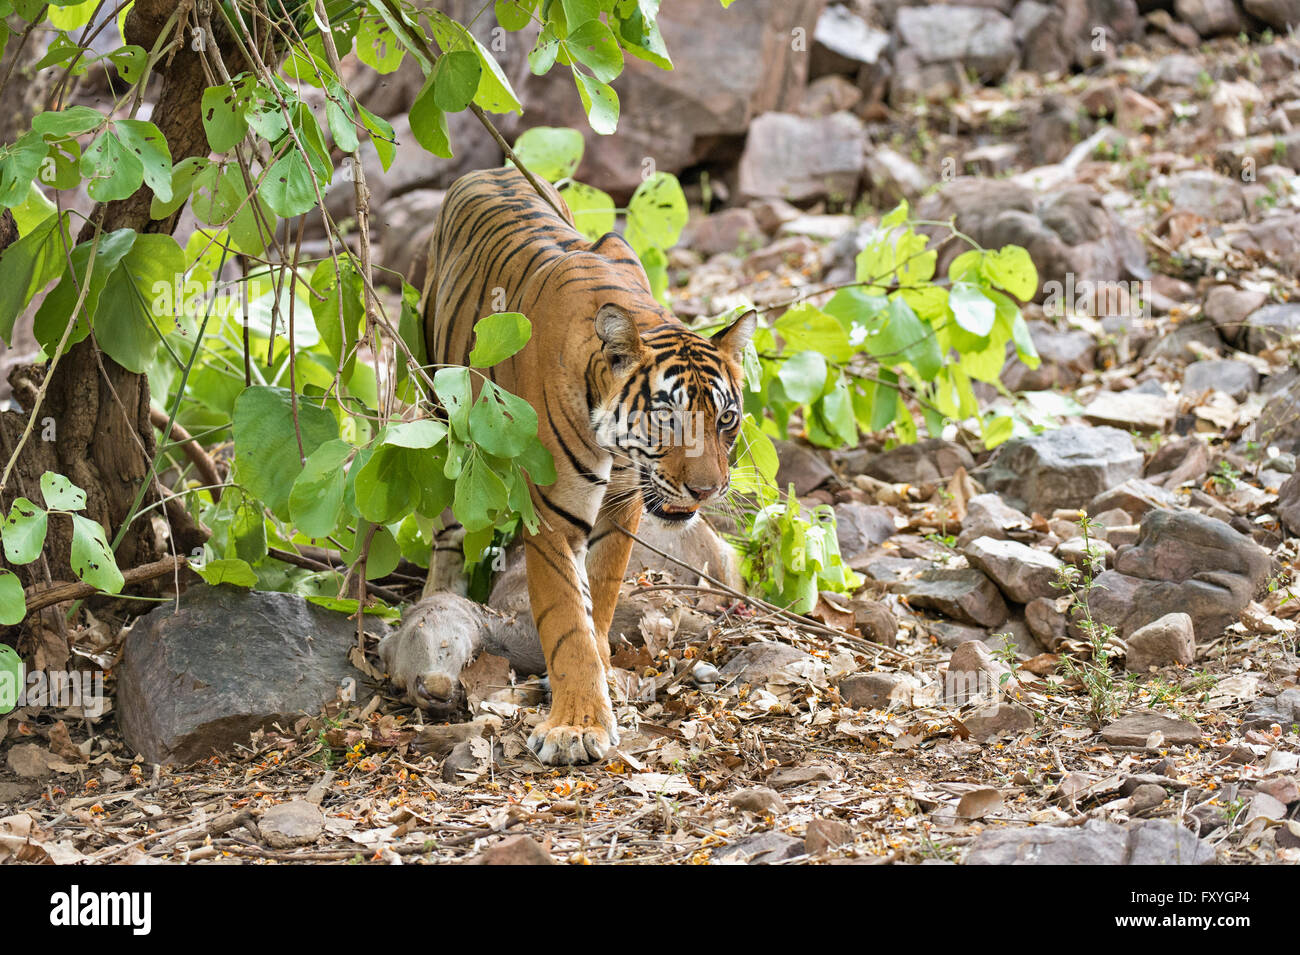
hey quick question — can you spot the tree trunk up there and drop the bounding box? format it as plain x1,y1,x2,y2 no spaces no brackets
0,1,269,616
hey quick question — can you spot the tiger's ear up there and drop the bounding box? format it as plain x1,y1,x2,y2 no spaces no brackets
595,303,643,375
711,309,757,364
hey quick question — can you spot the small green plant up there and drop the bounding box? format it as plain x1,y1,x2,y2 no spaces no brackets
1054,514,1123,725
738,486,862,614
991,633,1023,691
1210,460,1241,493
1221,796,1248,825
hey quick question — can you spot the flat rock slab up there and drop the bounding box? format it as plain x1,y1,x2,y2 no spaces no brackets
116,587,376,765
984,425,1143,515
963,536,1063,603
966,819,1214,864
893,568,1008,628
718,643,820,686
1101,711,1203,747
466,835,554,865
260,800,323,849
717,830,804,864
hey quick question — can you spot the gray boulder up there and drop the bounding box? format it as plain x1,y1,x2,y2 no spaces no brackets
983,425,1144,515
737,111,866,203
895,5,1017,81
967,819,1214,864
116,587,376,764
1086,509,1271,642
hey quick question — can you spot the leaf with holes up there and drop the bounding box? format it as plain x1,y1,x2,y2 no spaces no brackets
572,70,618,135
70,514,124,594
3,498,47,564
625,171,687,255
39,472,85,511
469,382,539,458
559,182,615,240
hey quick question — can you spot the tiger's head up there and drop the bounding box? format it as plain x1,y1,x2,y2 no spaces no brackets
592,303,756,525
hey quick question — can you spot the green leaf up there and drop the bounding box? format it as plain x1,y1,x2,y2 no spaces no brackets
80,129,144,202
381,419,448,449
777,350,827,405
495,0,534,30
149,156,209,219
410,76,452,158
325,83,359,153
982,414,1015,449
31,105,104,139
233,386,340,519
355,16,406,73
357,104,396,170
353,444,423,525
289,438,353,538
94,234,186,372
468,382,539,457
260,150,318,218
469,312,531,367
453,454,510,531
572,70,618,135
558,182,614,239
528,23,561,74
428,10,522,114
309,257,364,375
565,19,623,83
33,228,137,355
107,45,147,83
513,126,585,181
868,297,942,381
433,50,482,112
201,78,253,153
49,0,96,30
0,131,51,207
434,367,472,438
0,212,69,343
949,282,996,337
40,472,86,511
2,498,47,564
0,570,25,625
69,514,124,594
192,557,258,588
625,171,687,254
983,245,1038,301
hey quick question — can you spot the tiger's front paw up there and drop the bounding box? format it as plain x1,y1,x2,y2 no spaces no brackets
527,692,620,765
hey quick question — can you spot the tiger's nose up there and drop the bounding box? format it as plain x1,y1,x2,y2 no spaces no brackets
686,484,718,501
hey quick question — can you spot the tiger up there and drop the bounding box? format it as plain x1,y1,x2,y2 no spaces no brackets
419,165,754,765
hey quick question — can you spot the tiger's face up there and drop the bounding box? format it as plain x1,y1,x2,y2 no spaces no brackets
592,304,756,524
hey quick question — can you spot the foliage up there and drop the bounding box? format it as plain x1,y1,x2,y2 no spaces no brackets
737,487,862,615
744,205,1041,452
0,472,125,623
511,125,687,301
0,0,1042,631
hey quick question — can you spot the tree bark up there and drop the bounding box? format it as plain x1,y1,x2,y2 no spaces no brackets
0,1,268,605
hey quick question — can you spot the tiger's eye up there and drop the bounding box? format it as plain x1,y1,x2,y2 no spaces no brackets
718,409,738,430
